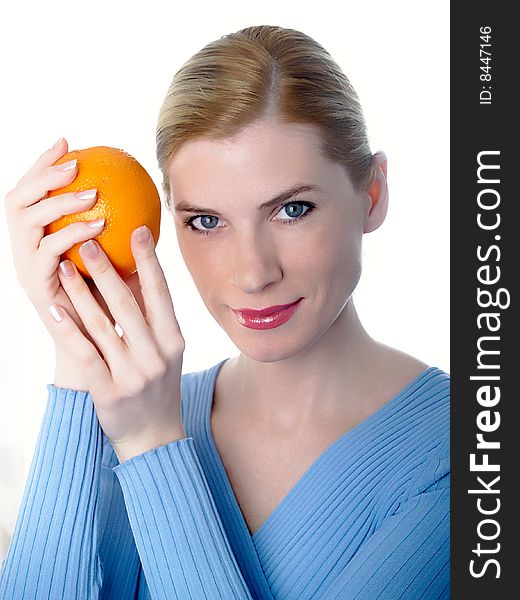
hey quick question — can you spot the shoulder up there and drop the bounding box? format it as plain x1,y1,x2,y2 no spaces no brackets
400,366,450,497
370,343,449,448
377,365,449,519
372,363,449,511
371,343,450,454
400,365,450,461
416,365,450,443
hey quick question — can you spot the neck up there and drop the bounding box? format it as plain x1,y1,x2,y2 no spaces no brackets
225,299,380,429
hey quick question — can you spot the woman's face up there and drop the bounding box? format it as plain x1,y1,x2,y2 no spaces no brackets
168,118,372,362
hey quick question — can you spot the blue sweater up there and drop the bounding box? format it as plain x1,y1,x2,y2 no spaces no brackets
0,359,450,599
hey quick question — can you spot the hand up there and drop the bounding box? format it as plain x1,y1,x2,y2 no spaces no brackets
48,224,186,463
4,137,140,390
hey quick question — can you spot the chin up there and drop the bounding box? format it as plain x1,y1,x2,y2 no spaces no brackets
237,344,298,364
228,322,325,365
211,298,331,363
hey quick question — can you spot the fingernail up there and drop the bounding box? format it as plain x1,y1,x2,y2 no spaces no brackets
52,137,64,149
55,159,77,171
80,239,99,259
77,188,97,201
87,217,104,228
135,225,150,245
49,304,64,322
59,260,75,278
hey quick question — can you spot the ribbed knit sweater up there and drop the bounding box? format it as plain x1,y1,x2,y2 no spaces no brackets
0,358,450,599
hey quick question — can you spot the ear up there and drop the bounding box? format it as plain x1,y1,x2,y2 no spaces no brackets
363,151,388,233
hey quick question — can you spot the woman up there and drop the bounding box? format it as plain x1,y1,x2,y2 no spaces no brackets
1,25,449,599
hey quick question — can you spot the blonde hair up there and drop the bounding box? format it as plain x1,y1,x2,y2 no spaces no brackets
156,25,375,213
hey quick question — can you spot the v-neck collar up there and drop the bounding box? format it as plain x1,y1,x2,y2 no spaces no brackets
201,358,440,545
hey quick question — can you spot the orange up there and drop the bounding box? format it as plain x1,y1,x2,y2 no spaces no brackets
45,146,161,279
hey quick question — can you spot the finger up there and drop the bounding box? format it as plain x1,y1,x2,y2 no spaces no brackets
130,226,184,357
47,301,112,392
88,281,117,327
5,138,69,213
26,137,69,180
57,258,129,375
118,272,146,345
26,188,98,229
7,162,79,214
77,238,160,362
17,161,79,210
124,271,147,317
37,217,105,255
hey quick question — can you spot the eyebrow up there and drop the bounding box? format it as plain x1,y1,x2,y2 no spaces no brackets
173,184,321,216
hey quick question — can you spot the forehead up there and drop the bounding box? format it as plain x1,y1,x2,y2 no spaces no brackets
168,119,339,204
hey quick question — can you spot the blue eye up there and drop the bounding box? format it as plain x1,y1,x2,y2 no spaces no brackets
183,214,220,236
276,201,313,222
192,215,219,231
184,200,316,236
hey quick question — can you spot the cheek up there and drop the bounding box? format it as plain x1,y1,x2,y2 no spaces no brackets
176,232,225,298
175,215,363,304
306,222,363,298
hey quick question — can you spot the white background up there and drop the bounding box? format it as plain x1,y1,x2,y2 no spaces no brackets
0,0,449,560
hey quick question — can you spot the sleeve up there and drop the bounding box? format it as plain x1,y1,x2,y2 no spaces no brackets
318,451,450,600
112,437,262,600
0,385,141,599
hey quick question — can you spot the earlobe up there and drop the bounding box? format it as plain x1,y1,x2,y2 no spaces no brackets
364,151,389,234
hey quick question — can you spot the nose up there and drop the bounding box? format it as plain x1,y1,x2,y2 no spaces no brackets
230,229,283,294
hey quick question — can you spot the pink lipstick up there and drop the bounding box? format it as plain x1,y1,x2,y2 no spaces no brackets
230,298,303,330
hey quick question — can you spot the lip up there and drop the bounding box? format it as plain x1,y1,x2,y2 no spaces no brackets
230,297,303,330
